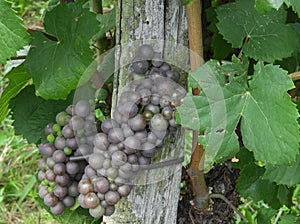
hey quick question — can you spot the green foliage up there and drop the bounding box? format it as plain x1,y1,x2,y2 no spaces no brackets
263,154,300,187
234,149,294,209
94,7,116,39
0,0,30,64
10,85,73,144
177,59,299,168
216,0,297,62
255,0,300,16
26,0,99,100
256,207,276,224
0,64,31,122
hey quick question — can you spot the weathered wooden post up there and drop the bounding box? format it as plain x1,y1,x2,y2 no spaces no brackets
103,0,188,223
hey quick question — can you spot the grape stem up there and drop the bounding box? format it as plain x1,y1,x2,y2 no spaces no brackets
186,0,209,210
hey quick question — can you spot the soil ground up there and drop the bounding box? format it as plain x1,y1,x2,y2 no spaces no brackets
177,161,240,224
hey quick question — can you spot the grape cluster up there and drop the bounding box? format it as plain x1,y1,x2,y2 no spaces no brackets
77,44,186,218
37,100,98,215
37,44,186,218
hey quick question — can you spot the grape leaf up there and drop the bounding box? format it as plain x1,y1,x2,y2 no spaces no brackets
0,64,31,122
285,0,300,16
263,154,300,187
255,0,284,13
279,214,299,224
257,207,276,224
94,8,116,40
9,86,73,143
26,1,99,100
216,0,298,62
0,0,30,64
176,60,299,168
237,163,282,208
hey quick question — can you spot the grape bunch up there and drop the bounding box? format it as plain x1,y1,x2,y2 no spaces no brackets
37,44,186,218
76,44,186,218
37,100,98,215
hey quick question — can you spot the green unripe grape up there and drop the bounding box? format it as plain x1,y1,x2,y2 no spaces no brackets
56,111,70,126
64,147,72,156
53,124,61,133
41,179,49,186
47,134,55,143
56,130,63,137
49,181,56,187
97,88,109,101
48,186,54,193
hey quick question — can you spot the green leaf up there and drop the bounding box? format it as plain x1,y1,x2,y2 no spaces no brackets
26,1,99,100
285,0,300,16
0,64,31,122
237,163,282,208
10,86,73,143
257,207,276,224
216,0,298,62
279,214,299,224
241,63,299,165
94,8,116,40
211,33,233,60
263,154,300,187
177,60,299,168
255,0,284,13
0,0,30,64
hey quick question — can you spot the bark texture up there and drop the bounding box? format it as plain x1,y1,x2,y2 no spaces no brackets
103,0,188,223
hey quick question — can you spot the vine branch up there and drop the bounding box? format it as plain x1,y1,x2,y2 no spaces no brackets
186,0,209,210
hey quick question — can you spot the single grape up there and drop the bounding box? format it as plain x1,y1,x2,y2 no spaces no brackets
88,153,105,170
69,115,85,131
53,185,67,198
66,161,80,175
132,59,149,74
124,136,142,152
75,100,91,117
78,179,93,194
105,191,120,205
62,125,74,138
44,193,59,207
128,114,146,132
118,185,131,197
108,128,125,144
46,157,56,169
38,170,45,181
53,163,66,175
52,150,67,163
105,205,115,216
111,151,127,167
39,143,56,157
83,192,100,208
38,185,48,198
151,114,169,131
151,52,163,67
89,205,105,218
55,174,70,187
93,133,109,150
93,177,110,194
45,169,56,182
45,123,54,136
54,137,66,150
68,182,79,197
56,111,70,126
62,195,75,207
137,44,155,60
50,201,65,215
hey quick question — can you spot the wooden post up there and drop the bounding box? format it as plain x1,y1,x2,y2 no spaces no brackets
103,0,188,223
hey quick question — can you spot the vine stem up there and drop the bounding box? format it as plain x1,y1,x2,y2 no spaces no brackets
186,0,209,210
210,193,248,222
290,71,300,81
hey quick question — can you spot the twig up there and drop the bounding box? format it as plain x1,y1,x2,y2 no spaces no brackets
274,209,283,224
290,71,300,81
189,206,196,224
210,193,248,222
